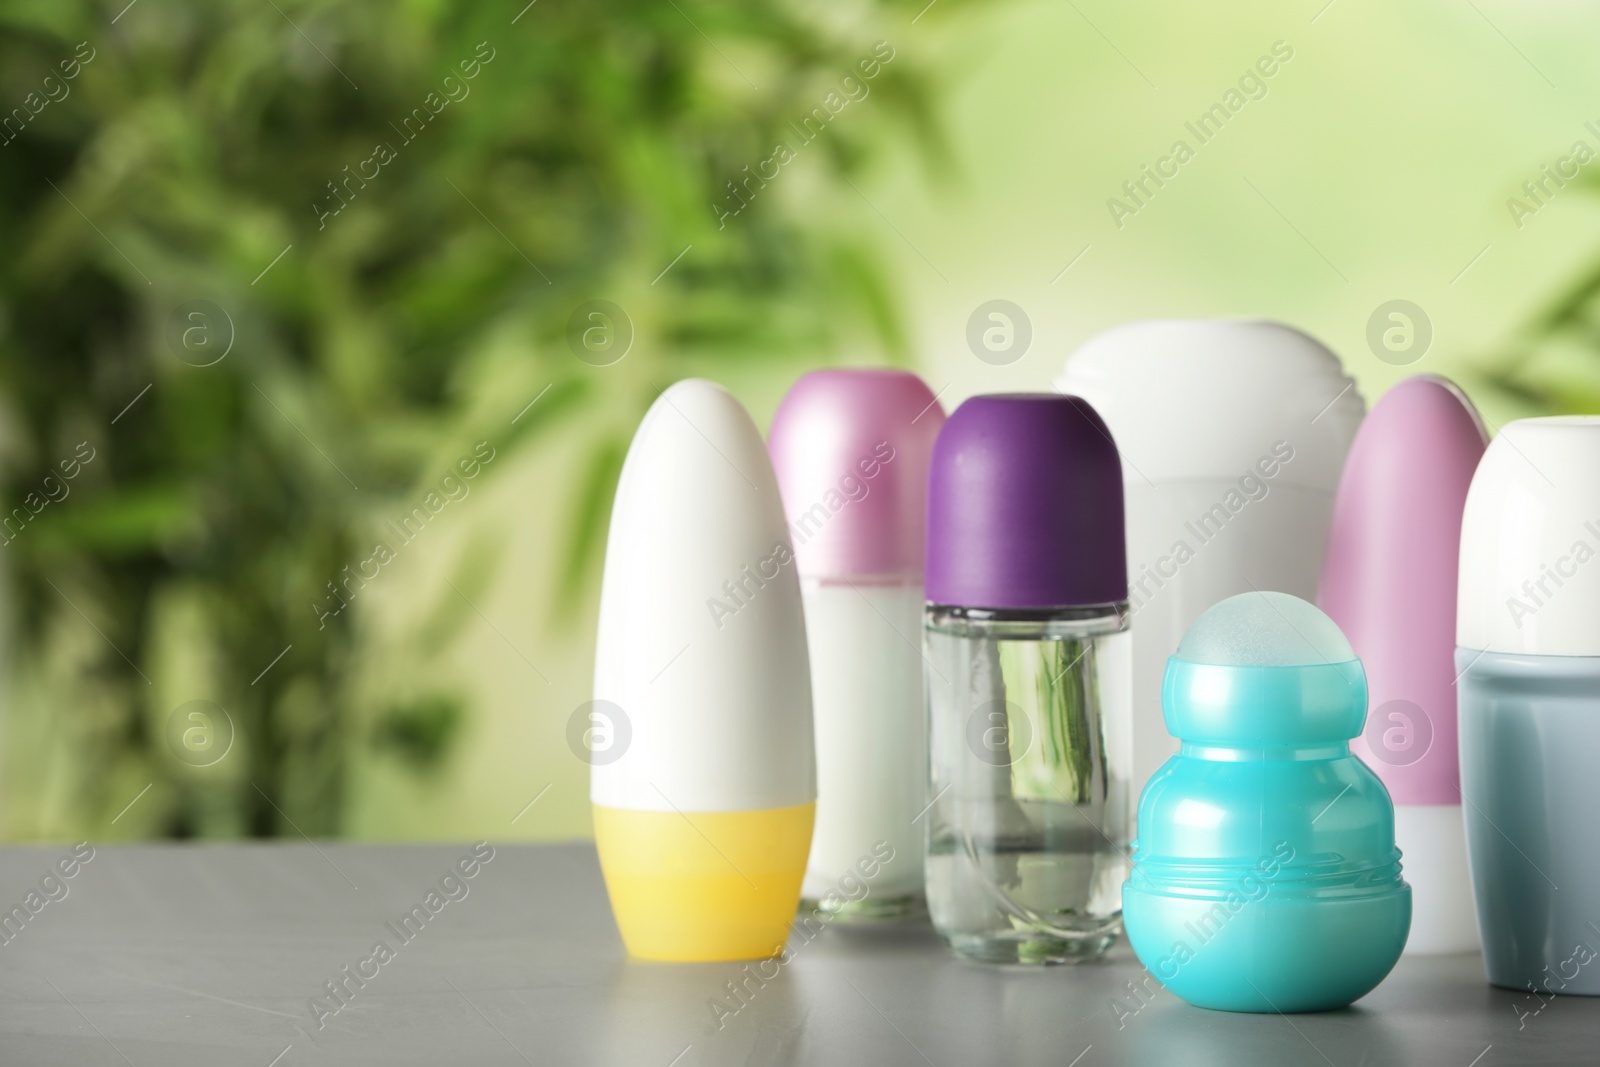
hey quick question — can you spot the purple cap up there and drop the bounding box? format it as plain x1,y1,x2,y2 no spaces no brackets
1317,375,1487,804
768,369,946,580
926,394,1127,609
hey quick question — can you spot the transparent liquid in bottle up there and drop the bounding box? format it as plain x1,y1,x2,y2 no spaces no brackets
924,605,1131,964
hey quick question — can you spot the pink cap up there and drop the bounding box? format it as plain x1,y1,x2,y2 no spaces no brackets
768,369,945,581
1317,376,1487,804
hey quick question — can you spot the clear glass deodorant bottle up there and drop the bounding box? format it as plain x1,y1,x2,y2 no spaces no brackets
922,394,1132,963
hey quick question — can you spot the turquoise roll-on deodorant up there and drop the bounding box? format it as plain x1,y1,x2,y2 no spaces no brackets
1123,591,1411,1012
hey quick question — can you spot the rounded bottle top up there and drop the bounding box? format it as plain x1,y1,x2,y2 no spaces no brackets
592,379,815,813
1317,375,1486,802
1054,319,1363,492
1177,590,1355,666
1458,415,1600,656
1165,592,1366,745
925,393,1127,610
767,368,945,581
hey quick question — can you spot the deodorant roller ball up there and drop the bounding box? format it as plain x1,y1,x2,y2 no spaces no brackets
1122,592,1411,1013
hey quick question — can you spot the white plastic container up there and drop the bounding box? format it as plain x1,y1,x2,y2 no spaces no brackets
591,379,816,961
1056,320,1364,800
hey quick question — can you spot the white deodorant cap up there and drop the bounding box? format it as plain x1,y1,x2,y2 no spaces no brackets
592,380,816,812
1458,416,1600,656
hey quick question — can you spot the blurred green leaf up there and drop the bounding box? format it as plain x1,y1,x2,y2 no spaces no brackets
554,433,628,622
372,694,464,773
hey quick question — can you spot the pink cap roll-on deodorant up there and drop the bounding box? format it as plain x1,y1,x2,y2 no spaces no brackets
769,368,945,920
1318,375,1487,954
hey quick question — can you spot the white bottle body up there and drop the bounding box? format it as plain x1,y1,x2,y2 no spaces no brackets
1124,479,1338,796
1056,318,1364,807
800,579,925,903
1393,803,1477,954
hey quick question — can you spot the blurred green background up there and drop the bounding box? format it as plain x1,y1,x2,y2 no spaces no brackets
1,0,1596,843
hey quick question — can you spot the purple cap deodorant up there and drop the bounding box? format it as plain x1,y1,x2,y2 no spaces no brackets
922,394,1133,964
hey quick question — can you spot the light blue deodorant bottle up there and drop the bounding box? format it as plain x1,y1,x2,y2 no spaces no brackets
1456,417,1600,995
1123,591,1411,1012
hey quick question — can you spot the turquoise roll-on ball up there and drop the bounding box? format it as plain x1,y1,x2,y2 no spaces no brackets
1122,591,1411,1013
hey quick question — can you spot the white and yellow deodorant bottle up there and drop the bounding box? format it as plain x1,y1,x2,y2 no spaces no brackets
591,379,816,962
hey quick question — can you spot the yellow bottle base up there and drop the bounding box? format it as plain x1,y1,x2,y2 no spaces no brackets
594,801,814,962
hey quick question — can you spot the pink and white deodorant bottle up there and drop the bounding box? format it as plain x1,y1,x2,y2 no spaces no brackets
1318,376,1487,954
1056,321,1364,805
769,369,945,920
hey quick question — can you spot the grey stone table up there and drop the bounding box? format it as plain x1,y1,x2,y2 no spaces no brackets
0,842,1591,1066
